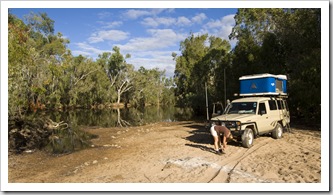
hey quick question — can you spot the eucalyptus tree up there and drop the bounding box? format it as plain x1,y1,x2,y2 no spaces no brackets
204,36,231,104
173,33,231,114
8,12,71,114
97,46,133,105
160,77,176,106
66,55,103,107
229,8,285,75
130,66,151,107
88,64,113,106
132,67,167,106
143,68,165,106
229,8,321,122
275,9,321,121
8,13,31,116
173,33,209,108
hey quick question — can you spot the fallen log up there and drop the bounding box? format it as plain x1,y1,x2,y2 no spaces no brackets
8,116,68,154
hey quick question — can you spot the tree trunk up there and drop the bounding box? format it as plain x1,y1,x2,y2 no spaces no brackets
117,89,121,105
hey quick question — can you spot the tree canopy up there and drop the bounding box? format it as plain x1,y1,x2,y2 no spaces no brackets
8,11,175,117
8,9,321,125
174,8,321,124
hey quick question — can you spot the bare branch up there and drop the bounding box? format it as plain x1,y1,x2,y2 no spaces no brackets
74,69,98,86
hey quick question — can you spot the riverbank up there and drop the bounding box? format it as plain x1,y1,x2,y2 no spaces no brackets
7,121,324,191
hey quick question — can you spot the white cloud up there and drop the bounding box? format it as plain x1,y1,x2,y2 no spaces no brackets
114,29,185,78
141,17,160,27
192,13,207,24
101,21,123,29
97,11,112,19
206,14,235,29
75,29,184,75
118,29,186,52
142,16,193,27
71,50,91,57
129,50,174,59
140,13,208,28
74,10,236,78
221,14,235,25
176,16,192,26
88,30,129,43
150,8,174,15
126,52,176,78
203,14,235,41
141,17,176,27
122,9,152,19
73,42,106,58
122,8,174,19
128,56,172,69
205,20,222,29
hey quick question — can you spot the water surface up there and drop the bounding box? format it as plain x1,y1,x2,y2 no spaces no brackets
31,106,195,154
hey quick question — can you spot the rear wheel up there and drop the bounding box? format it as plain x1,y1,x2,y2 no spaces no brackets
272,123,283,139
242,128,254,148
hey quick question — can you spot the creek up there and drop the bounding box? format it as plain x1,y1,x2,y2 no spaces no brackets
26,106,196,154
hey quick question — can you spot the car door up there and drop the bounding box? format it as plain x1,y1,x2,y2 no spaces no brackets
256,101,275,133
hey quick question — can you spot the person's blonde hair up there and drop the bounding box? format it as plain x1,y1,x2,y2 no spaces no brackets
227,134,233,141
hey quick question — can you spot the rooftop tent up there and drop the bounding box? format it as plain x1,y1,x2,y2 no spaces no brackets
239,73,287,96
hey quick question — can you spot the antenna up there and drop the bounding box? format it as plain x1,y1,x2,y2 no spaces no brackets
205,82,209,122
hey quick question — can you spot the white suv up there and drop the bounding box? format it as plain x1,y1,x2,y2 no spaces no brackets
210,96,290,148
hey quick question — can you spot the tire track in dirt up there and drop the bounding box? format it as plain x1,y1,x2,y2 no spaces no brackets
225,130,321,183
283,130,321,154
157,136,274,183
208,137,272,183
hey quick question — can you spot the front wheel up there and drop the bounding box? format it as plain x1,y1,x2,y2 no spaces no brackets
272,123,283,139
241,128,254,148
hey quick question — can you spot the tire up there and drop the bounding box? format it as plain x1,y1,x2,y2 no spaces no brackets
272,123,283,139
241,128,254,148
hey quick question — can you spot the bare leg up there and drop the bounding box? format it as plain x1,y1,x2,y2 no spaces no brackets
217,135,222,149
213,136,220,151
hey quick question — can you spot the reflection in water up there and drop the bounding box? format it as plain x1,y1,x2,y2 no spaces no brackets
45,106,195,128
44,125,97,154
35,106,195,154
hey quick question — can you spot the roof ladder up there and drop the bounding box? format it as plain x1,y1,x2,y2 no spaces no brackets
275,97,291,133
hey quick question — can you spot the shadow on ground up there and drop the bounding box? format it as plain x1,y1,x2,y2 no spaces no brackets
183,124,217,154
184,124,212,145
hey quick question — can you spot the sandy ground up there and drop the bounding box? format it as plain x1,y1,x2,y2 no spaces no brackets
7,121,322,190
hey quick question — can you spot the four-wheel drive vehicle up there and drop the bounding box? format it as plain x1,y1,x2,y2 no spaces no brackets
210,96,290,148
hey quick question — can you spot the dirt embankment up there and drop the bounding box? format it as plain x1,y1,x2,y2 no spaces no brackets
8,121,321,186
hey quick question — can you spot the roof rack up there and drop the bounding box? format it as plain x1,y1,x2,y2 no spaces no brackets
239,93,288,97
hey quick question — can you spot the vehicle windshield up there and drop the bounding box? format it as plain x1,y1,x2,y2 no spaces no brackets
225,102,257,114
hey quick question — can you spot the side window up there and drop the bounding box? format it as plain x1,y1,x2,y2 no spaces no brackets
268,100,277,110
277,100,285,110
258,103,267,115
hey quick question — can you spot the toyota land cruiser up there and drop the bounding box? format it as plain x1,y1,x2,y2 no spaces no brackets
210,96,290,148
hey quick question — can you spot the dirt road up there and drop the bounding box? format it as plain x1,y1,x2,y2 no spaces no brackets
7,121,322,190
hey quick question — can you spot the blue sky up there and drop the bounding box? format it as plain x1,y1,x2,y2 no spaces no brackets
10,7,238,77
